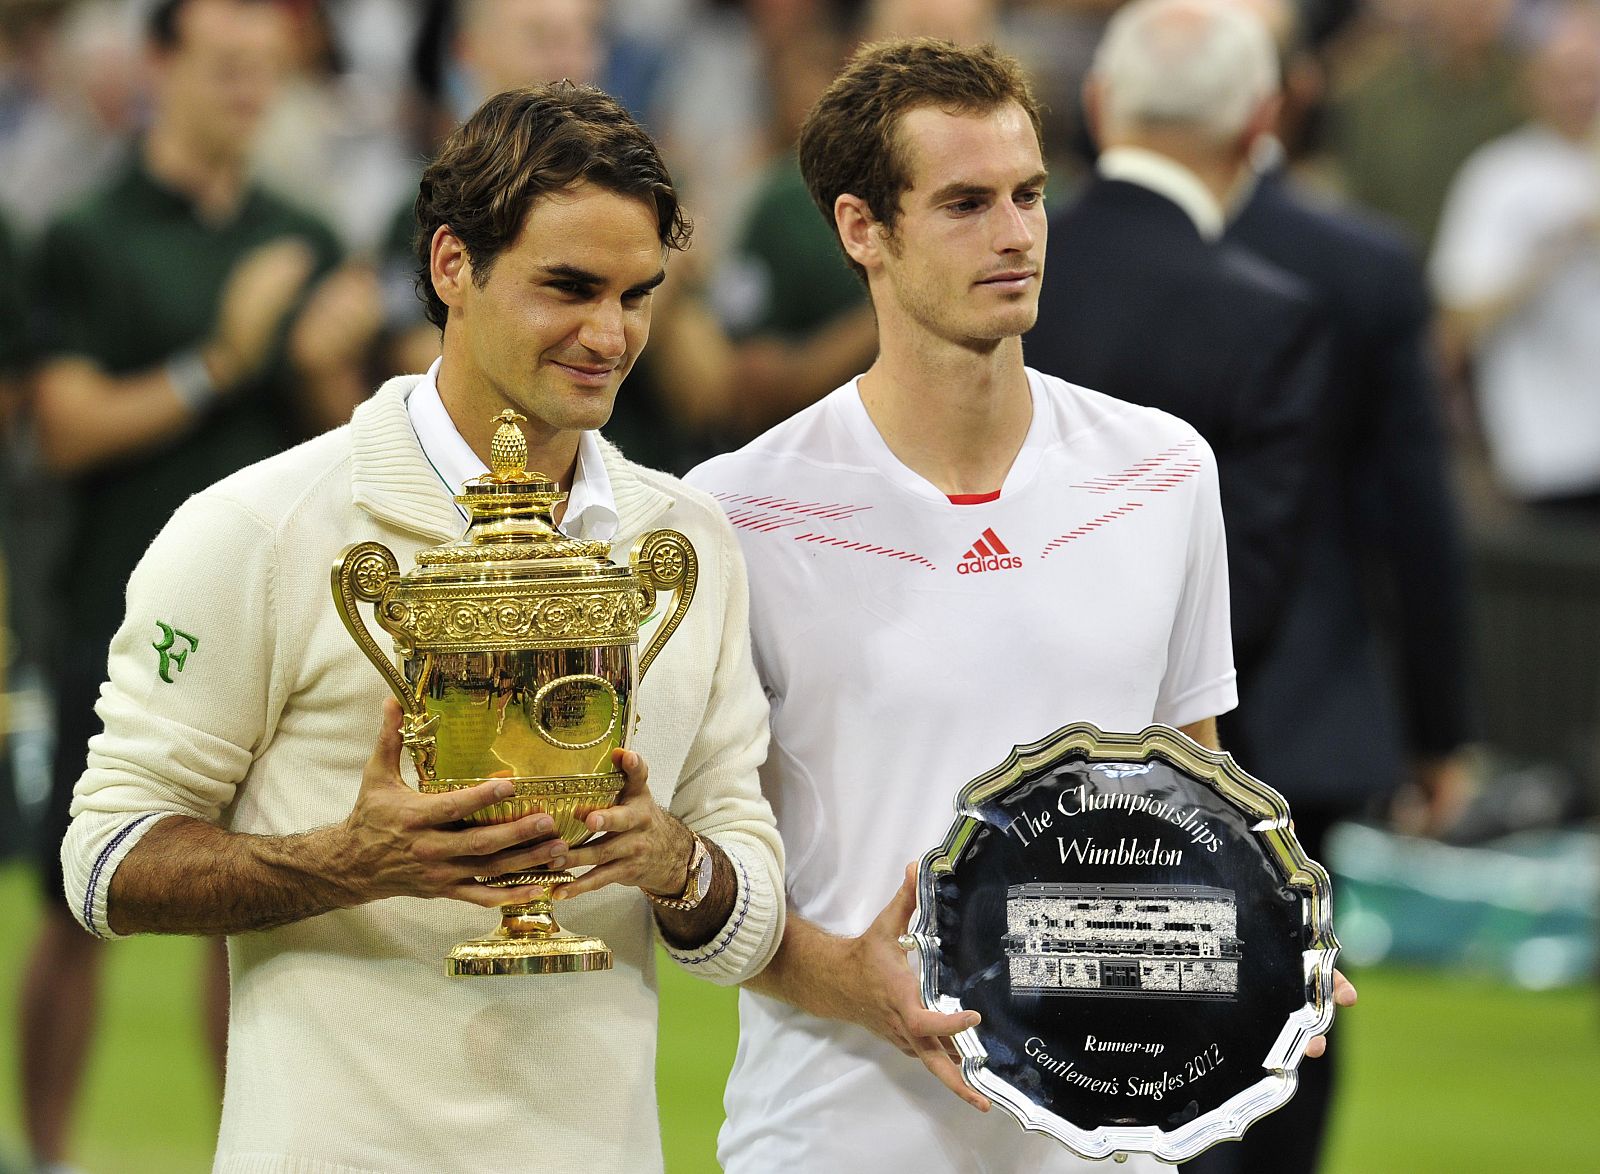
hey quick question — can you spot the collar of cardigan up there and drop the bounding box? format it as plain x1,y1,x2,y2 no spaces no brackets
350,375,674,546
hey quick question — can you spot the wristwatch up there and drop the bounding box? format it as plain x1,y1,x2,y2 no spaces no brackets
648,833,712,911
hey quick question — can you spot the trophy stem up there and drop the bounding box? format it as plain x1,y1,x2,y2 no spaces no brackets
446,871,613,978
500,894,560,937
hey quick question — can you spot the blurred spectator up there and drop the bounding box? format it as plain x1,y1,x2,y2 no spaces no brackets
1221,0,1358,191
0,209,21,863
698,3,868,441
17,2,376,1169
0,209,24,785
697,0,1009,445
0,0,141,237
1002,0,1125,175
650,0,837,263
1025,0,1330,680
251,1,418,254
0,209,23,436
1178,2,1480,1170
379,0,607,380
1328,0,1522,248
867,0,995,41
593,0,682,119
442,0,603,130
1430,1,1600,515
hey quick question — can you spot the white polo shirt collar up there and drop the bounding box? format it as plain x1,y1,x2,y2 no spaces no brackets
1098,145,1226,242
405,359,619,541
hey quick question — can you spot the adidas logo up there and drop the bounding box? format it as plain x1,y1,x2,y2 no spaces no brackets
957,527,1023,575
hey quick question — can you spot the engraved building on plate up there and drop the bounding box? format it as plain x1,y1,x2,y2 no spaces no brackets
1003,882,1241,998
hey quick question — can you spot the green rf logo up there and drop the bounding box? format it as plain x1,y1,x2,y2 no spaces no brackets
153,622,200,684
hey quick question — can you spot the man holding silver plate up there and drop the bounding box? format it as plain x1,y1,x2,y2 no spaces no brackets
59,84,783,1173
689,18,1352,1173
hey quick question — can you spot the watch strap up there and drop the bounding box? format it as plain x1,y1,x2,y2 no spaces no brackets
648,832,710,911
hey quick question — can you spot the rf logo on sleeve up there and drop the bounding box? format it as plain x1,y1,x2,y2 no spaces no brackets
153,622,200,684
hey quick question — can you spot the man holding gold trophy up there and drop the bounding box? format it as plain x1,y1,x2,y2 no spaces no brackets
59,85,783,1172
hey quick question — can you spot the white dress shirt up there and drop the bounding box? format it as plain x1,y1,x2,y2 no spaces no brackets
1098,145,1226,241
405,358,620,540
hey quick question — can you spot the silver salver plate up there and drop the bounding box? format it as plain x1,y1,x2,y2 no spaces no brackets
905,723,1338,1164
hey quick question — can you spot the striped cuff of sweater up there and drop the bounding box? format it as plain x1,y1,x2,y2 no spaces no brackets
67,811,176,939
660,837,781,984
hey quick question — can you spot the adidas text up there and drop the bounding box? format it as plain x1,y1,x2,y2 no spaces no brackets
958,554,1023,574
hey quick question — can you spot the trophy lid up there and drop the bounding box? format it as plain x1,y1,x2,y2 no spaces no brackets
413,409,618,575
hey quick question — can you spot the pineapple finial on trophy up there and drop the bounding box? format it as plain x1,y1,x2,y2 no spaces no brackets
489,409,530,481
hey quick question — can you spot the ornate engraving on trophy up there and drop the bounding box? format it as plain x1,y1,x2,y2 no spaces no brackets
1004,883,1242,999
532,674,620,750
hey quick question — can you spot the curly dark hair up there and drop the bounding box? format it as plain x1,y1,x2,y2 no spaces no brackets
797,38,1043,282
414,82,691,329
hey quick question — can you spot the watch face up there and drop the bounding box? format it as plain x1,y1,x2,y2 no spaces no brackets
694,844,714,899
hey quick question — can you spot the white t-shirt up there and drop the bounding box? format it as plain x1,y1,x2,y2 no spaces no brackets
1431,124,1600,500
687,369,1236,1174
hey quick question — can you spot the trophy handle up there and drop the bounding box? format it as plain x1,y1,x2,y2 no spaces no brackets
331,542,437,778
631,529,698,683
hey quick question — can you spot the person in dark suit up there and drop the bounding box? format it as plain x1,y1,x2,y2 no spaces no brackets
1024,0,1330,680
1226,91,1477,856
1184,1,1478,1170
1190,139,1477,1174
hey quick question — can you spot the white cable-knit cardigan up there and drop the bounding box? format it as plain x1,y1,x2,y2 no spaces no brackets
61,376,784,1174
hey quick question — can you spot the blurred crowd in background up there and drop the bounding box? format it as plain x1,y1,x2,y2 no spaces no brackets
1,0,1598,1172
5,0,1600,491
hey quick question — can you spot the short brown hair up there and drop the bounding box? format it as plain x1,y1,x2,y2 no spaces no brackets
415,82,691,328
797,38,1043,281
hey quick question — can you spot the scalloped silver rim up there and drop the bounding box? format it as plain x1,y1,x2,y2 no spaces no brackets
907,721,1339,1164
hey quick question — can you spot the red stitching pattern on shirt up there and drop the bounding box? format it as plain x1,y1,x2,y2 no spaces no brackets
1071,440,1198,494
714,492,934,568
793,532,938,570
712,492,872,521
724,508,808,533
1128,459,1204,493
1040,501,1147,558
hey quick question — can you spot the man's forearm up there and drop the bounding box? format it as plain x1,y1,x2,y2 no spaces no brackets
35,358,212,474
743,880,991,1110
742,908,863,1023
654,837,740,950
1178,715,1220,750
107,815,357,936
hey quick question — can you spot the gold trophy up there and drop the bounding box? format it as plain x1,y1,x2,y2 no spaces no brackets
331,409,696,977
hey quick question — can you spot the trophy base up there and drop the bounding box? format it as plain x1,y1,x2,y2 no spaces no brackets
447,932,613,977
447,874,612,977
